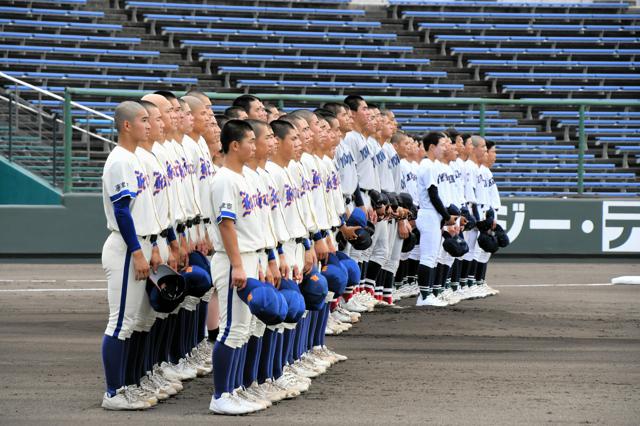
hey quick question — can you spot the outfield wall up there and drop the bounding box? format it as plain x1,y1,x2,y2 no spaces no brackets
1,195,638,256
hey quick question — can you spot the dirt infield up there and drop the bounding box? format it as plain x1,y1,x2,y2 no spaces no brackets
0,260,639,425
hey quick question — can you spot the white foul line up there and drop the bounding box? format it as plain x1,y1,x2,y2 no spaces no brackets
493,283,614,288
0,288,107,293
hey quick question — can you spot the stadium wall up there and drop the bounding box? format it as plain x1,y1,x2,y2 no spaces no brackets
0,156,61,205
0,196,638,256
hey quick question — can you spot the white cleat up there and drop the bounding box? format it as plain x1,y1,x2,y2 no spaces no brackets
127,384,158,407
245,382,273,408
322,346,347,362
235,388,269,410
148,372,177,396
140,376,169,401
101,387,150,411
154,365,183,392
341,298,368,313
336,306,360,322
331,309,354,324
260,379,288,402
209,392,255,415
416,293,448,307
274,375,303,398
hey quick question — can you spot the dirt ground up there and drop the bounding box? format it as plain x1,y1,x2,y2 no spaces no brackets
0,259,639,425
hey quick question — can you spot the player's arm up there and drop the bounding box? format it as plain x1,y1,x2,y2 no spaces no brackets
113,196,149,280
218,219,246,289
428,184,454,225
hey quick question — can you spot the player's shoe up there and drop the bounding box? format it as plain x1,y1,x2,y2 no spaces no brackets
303,352,331,369
245,382,273,407
274,375,303,398
416,293,448,307
341,298,368,313
127,384,158,407
235,388,269,410
321,346,347,362
311,346,337,365
139,376,169,401
288,362,317,379
101,387,150,411
336,305,360,322
154,365,183,392
193,347,213,373
281,370,311,393
260,379,288,402
147,372,178,396
296,358,324,377
283,365,313,388
174,358,198,380
442,288,461,305
331,309,353,324
209,392,254,415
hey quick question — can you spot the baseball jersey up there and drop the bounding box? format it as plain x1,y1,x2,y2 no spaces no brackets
102,145,162,237
367,136,383,192
135,146,171,231
257,167,291,244
416,158,438,213
400,158,418,205
323,155,346,220
486,167,501,212
243,165,278,249
451,157,467,207
152,140,187,226
343,130,378,191
289,157,320,233
464,159,480,205
381,142,403,193
334,139,358,196
265,160,308,240
209,166,264,253
178,135,204,217
194,135,215,221
318,155,342,228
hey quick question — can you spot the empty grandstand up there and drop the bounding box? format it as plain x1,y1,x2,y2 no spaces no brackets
1,0,639,197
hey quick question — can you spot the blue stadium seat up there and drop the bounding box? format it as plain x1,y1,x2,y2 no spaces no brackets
236,79,462,95
199,53,429,73
419,23,640,36
391,1,628,9
615,145,640,167
495,144,575,151
162,27,395,40
0,6,104,18
0,19,122,32
397,117,517,125
436,35,640,45
400,126,537,133
496,153,595,160
494,162,615,169
3,71,197,85
391,109,499,117
0,58,178,71
493,171,634,178
467,60,639,79
0,31,140,44
0,44,159,57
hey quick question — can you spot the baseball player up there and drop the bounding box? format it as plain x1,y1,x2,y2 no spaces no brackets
208,119,265,415
100,101,162,410
415,132,457,307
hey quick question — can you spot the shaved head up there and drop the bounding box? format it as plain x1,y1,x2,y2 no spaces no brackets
181,95,204,114
114,101,145,132
141,93,174,136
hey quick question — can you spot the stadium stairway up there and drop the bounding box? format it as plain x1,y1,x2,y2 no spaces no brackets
0,0,638,196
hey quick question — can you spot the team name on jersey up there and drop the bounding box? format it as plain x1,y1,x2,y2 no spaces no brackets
437,171,455,185
373,150,386,168
388,154,400,169
199,157,210,181
134,169,149,195
268,185,280,210
359,145,371,161
336,151,354,168
311,169,322,190
284,184,296,207
238,190,258,217
151,170,168,196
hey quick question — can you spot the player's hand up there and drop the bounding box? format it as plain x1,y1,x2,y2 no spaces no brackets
460,216,468,227
268,259,281,287
367,207,377,224
314,239,329,262
398,220,410,239
179,237,189,269
204,233,214,255
132,250,150,281
340,224,360,241
264,264,274,285
303,250,314,274
149,246,162,274
279,255,290,280
167,249,178,272
231,264,247,289
326,237,337,254
446,215,457,226
292,265,302,283
491,219,497,230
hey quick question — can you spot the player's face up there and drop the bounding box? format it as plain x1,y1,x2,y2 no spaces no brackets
266,106,279,123
329,119,341,148
192,105,209,135
131,109,150,144
158,99,173,137
148,107,164,143
380,116,395,141
366,108,380,134
464,138,473,156
308,114,322,145
316,119,330,152
295,119,312,153
265,127,277,156
386,112,397,133
236,130,256,163
454,135,464,155
248,100,268,121
433,137,447,160
335,107,351,133
169,99,180,133
473,138,487,159
447,142,458,162
253,127,269,160
180,104,193,135
351,100,369,129
486,146,496,167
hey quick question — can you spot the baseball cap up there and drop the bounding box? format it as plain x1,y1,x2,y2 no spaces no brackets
321,253,348,296
181,265,212,298
278,278,305,323
237,278,287,325
335,251,360,287
146,264,187,313
299,267,328,311
188,251,212,282
349,227,373,251
401,229,418,253
346,208,367,228
495,224,510,248
442,233,469,257
477,232,499,254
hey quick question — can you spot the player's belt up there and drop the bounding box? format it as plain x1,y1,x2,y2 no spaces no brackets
360,188,373,196
294,237,306,244
159,228,169,238
343,194,352,205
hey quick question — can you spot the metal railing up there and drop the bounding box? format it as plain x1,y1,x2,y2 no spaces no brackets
0,72,115,190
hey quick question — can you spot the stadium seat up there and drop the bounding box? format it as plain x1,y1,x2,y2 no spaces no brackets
0,58,178,71
0,6,104,19
0,44,159,58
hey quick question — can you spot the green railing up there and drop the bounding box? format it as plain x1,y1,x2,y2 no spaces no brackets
63,88,640,194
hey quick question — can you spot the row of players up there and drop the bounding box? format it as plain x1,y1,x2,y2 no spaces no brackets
100,91,504,414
